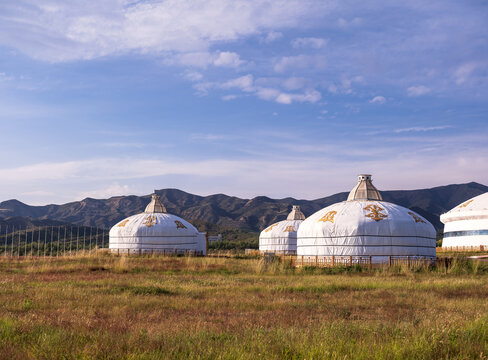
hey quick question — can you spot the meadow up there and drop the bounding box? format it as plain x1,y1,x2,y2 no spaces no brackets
1,255,488,359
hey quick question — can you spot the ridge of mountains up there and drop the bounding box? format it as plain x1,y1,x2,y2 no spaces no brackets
0,182,486,233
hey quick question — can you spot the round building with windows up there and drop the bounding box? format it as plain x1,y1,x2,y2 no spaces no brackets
440,192,488,248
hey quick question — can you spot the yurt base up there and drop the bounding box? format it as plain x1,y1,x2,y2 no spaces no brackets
109,248,205,256
437,245,488,253
289,255,435,268
244,250,297,256
246,251,436,268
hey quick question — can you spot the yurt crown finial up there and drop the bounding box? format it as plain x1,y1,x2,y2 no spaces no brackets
145,193,167,213
347,174,382,201
287,205,306,220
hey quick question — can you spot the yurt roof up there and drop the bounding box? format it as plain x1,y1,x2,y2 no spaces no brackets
297,199,435,238
298,174,435,238
441,192,488,223
109,193,198,237
260,205,305,237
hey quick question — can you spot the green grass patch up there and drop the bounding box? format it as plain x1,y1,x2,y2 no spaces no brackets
104,284,175,296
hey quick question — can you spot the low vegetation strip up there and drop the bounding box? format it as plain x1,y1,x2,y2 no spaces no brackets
0,256,488,359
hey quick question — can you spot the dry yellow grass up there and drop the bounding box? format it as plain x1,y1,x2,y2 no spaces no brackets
0,255,487,359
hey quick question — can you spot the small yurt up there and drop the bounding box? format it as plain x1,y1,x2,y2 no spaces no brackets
259,205,306,254
109,193,207,255
440,192,488,248
297,175,436,263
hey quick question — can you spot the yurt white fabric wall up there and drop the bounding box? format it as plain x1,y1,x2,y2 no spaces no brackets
259,205,305,254
441,193,488,248
297,175,436,263
109,194,207,255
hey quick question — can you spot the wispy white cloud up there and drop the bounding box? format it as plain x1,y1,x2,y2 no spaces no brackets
99,142,147,148
367,125,453,136
275,90,321,104
0,0,486,206
328,76,365,95
0,72,14,82
369,95,386,104
337,17,362,28
407,85,431,97
260,31,283,43
0,0,485,105
291,37,328,49
167,51,246,69
21,190,54,197
222,94,238,101
454,62,479,85
394,126,452,133
255,86,321,104
1,143,487,203
213,51,245,68
195,74,321,104
79,183,134,200
220,75,254,92
0,158,235,183
190,133,230,142
282,77,309,90
194,75,250,95
182,70,203,82
165,52,215,68
274,55,327,73
0,0,331,62
16,190,56,205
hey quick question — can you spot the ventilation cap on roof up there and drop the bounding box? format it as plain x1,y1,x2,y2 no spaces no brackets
144,193,167,213
287,205,306,220
347,174,383,201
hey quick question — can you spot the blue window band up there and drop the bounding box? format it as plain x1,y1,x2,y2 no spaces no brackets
444,230,488,238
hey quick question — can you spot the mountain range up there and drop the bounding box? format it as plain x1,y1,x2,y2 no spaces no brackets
0,182,486,233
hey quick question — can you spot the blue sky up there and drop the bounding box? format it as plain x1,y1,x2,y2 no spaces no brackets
0,0,487,204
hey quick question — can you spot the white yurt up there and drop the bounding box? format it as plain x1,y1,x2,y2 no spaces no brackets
109,193,207,255
259,205,306,254
440,192,488,248
297,175,436,262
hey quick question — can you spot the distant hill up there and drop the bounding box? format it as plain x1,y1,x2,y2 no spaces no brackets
0,182,486,232
0,217,66,229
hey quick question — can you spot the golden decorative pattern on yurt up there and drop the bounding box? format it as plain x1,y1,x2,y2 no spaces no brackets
117,219,130,227
364,204,388,222
143,215,157,227
408,212,426,223
318,211,337,223
174,220,187,229
458,199,474,208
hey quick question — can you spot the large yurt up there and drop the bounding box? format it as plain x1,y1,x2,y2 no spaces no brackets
109,193,207,255
297,175,436,262
259,205,306,254
440,192,488,248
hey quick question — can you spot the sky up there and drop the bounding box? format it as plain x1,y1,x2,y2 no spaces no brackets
0,0,487,205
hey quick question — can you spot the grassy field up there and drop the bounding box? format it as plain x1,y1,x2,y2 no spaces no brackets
1,255,488,359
